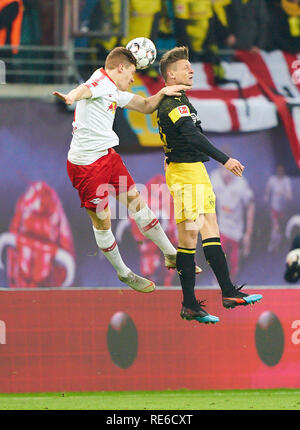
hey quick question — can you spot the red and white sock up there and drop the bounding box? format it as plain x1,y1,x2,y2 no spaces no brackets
131,205,176,256
93,227,131,277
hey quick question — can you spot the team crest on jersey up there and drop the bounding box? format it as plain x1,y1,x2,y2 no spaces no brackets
107,101,117,114
209,195,215,208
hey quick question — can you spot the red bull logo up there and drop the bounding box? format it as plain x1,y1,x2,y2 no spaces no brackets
0,181,75,288
108,101,117,114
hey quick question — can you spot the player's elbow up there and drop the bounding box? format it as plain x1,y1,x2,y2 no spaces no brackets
141,100,155,114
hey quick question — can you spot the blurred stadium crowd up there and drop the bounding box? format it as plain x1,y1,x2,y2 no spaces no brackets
0,0,299,83
82,0,300,62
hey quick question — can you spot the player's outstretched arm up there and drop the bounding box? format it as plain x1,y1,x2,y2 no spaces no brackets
125,85,191,114
52,84,92,105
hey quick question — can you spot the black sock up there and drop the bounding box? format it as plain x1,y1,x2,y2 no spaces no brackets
176,247,196,307
202,237,234,295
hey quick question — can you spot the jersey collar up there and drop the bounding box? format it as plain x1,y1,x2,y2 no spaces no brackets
100,68,117,86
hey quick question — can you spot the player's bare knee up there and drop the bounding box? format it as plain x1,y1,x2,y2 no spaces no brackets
127,191,145,214
195,214,205,231
200,213,219,238
178,222,198,248
87,208,111,230
178,234,198,249
93,217,111,230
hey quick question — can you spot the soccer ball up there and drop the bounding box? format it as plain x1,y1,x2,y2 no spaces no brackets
126,37,157,70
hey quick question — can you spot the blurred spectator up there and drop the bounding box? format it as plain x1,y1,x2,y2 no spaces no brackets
121,0,161,47
0,0,23,54
212,0,235,50
173,0,216,61
38,0,55,46
89,0,121,64
19,0,40,46
264,164,293,253
157,0,176,52
267,0,300,53
172,0,227,84
122,0,162,77
210,146,255,282
13,0,54,83
213,0,269,53
88,0,161,66
79,0,99,33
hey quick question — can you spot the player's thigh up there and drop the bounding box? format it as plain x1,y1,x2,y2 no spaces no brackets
166,161,215,224
86,207,111,230
67,156,113,213
109,150,136,200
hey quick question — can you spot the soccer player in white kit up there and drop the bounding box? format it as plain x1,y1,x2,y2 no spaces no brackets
53,47,194,292
264,164,293,253
210,166,255,282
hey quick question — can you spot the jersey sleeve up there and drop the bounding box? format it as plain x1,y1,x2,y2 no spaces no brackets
162,96,229,164
84,74,110,99
118,91,134,108
167,99,192,128
177,117,229,164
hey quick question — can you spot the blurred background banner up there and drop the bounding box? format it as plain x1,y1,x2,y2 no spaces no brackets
0,98,300,288
0,288,299,392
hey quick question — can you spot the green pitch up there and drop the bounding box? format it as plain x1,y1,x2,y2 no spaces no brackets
0,389,299,410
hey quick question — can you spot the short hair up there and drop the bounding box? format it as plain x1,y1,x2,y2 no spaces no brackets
105,47,137,69
159,46,189,81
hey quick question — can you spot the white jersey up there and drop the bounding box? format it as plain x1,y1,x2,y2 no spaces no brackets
68,68,134,165
266,175,292,212
210,169,254,242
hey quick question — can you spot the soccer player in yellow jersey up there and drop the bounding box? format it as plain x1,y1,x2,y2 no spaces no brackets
157,47,263,323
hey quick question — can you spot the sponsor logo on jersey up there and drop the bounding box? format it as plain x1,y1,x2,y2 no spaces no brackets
191,112,201,124
168,105,190,123
178,105,189,115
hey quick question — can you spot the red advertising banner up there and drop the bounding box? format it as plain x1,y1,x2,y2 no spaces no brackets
0,288,299,393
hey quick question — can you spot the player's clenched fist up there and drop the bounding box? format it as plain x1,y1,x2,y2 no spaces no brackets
224,158,245,177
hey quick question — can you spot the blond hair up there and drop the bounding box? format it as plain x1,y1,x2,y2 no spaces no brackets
159,46,189,81
105,47,137,69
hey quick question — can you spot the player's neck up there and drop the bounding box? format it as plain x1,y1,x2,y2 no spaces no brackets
103,68,118,87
